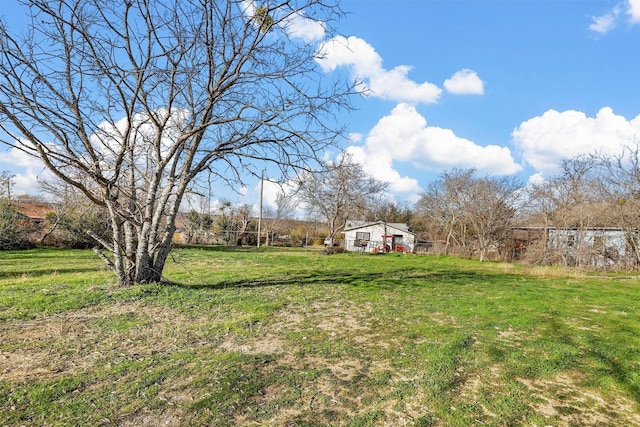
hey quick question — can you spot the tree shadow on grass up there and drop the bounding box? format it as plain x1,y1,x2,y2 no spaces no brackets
173,244,309,253
587,336,640,404
165,268,512,291
539,314,640,406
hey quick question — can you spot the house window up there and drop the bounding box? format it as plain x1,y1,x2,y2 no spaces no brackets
356,232,370,241
393,234,403,245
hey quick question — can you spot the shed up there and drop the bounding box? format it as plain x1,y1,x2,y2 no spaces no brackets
512,226,638,267
343,220,415,253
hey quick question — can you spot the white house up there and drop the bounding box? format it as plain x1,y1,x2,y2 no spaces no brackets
343,220,415,253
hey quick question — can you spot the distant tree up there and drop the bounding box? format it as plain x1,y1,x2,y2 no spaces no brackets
39,180,111,248
262,188,296,246
0,171,14,200
0,0,353,285
295,154,388,245
527,156,603,266
0,174,37,249
365,198,414,227
185,210,201,244
464,174,521,261
597,139,640,268
213,201,234,245
0,199,36,249
416,169,521,261
232,204,253,246
416,169,475,255
183,209,213,244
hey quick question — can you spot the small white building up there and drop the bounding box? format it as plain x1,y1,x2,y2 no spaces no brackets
343,220,415,253
547,227,636,266
513,226,638,267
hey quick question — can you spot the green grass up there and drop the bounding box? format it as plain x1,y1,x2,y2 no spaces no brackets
1,246,639,426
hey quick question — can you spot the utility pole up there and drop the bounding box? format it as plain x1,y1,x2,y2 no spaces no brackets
257,169,264,248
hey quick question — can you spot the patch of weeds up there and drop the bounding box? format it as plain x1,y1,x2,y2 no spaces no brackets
187,353,284,424
348,409,385,426
390,379,418,401
94,311,138,332
371,370,393,386
480,381,532,425
412,413,437,426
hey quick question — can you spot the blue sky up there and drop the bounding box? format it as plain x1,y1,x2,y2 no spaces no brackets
1,0,639,213
321,0,640,204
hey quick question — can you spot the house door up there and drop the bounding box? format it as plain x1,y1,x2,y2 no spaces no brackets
392,234,403,250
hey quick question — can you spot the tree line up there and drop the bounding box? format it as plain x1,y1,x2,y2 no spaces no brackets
3,138,640,272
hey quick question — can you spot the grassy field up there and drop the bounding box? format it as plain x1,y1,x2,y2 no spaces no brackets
0,247,639,426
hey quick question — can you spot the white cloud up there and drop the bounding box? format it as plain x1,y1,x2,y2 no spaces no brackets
590,12,618,34
367,103,520,174
0,146,55,195
0,145,43,169
0,109,191,196
11,169,47,195
527,172,546,186
345,144,422,198
443,69,485,95
255,178,307,219
348,132,363,143
590,1,640,33
512,107,640,176
629,0,640,22
241,0,255,17
283,11,325,42
344,103,521,200
89,109,190,178
316,36,442,104
258,179,293,208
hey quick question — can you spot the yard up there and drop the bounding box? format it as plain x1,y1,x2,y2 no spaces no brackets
0,247,639,426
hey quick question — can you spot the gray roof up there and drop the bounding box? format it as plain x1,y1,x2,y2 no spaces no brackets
344,220,413,234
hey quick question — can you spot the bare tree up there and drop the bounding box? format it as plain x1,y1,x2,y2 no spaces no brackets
598,139,640,268
464,175,521,261
39,179,111,248
364,197,413,225
262,187,296,246
232,203,252,246
0,171,13,200
416,169,521,261
0,0,353,285
415,169,475,255
294,154,388,245
527,156,603,266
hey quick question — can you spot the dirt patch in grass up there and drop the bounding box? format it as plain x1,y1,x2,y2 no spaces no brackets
0,301,202,382
312,299,373,333
429,311,459,327
495,326,536,348
119,408,185,427
219,296,433,426
219,332,288,355
520,372,640,426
